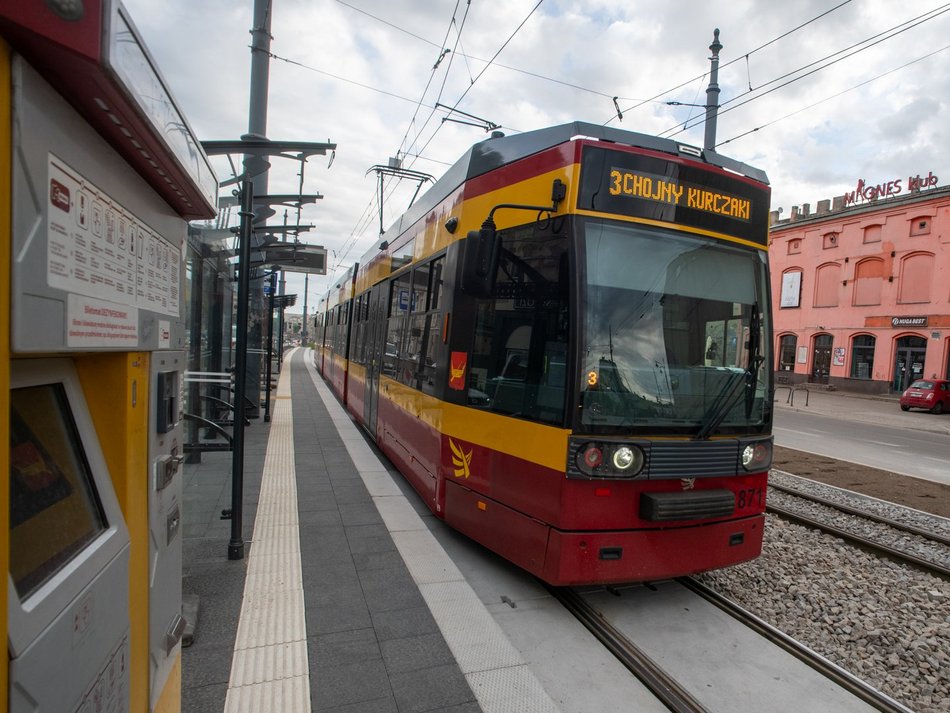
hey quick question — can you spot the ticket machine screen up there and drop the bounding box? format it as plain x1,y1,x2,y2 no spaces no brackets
10,384,108,599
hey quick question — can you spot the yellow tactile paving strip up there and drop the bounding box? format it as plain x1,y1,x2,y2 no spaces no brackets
224,359,311,712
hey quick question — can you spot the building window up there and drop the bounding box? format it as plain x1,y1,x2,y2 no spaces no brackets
822,232,839,249
863,225,882,243
850,335,875,379
909,217,931,236
898,252,934,304
787,239,801,255
853,258,884,306
778,334,797,371
814,263,840,307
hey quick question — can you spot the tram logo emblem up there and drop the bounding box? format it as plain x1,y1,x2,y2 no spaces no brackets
449,351,467,391
680,478,696,490
449,438,473,479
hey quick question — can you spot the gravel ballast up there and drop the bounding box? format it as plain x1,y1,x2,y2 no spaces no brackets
698,473,950,713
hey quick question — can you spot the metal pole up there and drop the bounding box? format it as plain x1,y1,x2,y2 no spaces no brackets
704,28,722,152
248,0,272,139
276,209,286,372
243,0,273,418
301,273,309,344
263,272,276,422
277,297,285,366
228,182,254,560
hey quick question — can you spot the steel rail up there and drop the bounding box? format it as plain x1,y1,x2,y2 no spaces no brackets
680,577,917,713
548,586,712,713
767,504,950,580
769,481,950,547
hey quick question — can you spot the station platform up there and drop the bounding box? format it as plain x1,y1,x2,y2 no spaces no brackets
180,348,559,713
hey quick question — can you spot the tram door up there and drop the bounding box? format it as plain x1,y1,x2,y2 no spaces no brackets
811,334,833,384
894,336,927,392
364,283,387,437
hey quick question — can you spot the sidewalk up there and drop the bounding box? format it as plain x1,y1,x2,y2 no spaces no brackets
772,384,950,436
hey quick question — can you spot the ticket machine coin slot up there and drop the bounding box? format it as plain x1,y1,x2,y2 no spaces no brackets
163,614,186,655
154,449,184,492
166,505,181,545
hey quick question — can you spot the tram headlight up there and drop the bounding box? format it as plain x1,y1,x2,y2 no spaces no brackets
571,439,646,478
582,444,604,469
611,446,637,471
740,439,772,472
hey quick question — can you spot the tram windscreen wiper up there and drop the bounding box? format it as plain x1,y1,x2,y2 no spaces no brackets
695,303,762,440
745,303,763,418
693,370,746,441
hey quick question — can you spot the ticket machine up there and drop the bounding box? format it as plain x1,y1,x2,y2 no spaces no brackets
1,2,216,711
8,359,131,712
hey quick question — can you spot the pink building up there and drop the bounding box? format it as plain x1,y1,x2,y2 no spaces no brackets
769,181,950,394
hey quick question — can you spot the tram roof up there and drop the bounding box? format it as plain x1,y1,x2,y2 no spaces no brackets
363,121,769,263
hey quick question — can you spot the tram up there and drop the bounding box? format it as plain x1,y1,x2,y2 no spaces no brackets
315,122,773,585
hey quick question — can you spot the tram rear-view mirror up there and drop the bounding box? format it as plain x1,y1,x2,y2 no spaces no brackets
460,224,499,297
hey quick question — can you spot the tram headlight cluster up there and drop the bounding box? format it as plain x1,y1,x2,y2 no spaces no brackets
739,439,772,472
573,441,646,478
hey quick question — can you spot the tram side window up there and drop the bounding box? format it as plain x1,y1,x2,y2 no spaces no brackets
420,257,445,396
400,265,429,387
386,270,413,379
350,296,361,364
333,305,341,354
342,301,352,357
384,258,445,390
469,225,569,425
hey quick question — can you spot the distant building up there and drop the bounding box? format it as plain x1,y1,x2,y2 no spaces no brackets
769,177,949,394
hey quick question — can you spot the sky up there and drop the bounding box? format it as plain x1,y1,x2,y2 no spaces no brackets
121,0,950,315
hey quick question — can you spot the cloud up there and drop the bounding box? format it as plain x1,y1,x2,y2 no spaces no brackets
122,0,950,309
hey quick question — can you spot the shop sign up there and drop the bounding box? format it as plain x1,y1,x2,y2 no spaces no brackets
891,316,928,327
843,171,938,206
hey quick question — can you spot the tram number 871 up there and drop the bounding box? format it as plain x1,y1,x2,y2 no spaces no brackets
737,488,765,510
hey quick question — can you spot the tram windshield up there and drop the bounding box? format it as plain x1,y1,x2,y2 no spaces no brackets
579,218,771,436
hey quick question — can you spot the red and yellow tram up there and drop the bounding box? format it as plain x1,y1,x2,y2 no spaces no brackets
315,122,773,585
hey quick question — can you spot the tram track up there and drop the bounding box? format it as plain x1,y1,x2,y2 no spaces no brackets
548,585,711,713
768,481,950,547
679,577,917,713
766,497,950,580
550,579,917,713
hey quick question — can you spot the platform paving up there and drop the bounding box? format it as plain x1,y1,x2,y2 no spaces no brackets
180,349,559,713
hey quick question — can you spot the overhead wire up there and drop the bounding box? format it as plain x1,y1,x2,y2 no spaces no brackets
406,0,544,166
319,1,938,281
331,2,472,273
392,0,464,165
716,43,950,147
398,1,475,167
336,0,544,273
329,0,841,274
661,3,950,139
332,0,656,105
607,0,856,124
